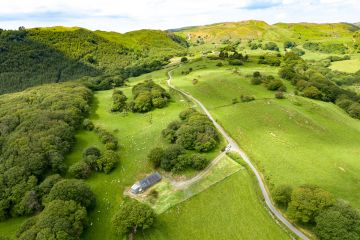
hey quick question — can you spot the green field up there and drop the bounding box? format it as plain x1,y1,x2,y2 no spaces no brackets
67,66,294,239
136,154,242,214
70,89,192,240
139,170,291,240
329,58,360,73
68,68,291,239
171,59,360,209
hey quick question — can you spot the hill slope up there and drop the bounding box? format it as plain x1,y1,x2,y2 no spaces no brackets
0,27,186,94
173,20,359,43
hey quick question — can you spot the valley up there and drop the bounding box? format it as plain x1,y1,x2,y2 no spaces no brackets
0,19,359,240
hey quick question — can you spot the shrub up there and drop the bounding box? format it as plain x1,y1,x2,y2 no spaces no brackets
83,146,101,170
258,55,281,66
251,71,263,85
179,108,197,120
275,91,285,99
147,148,165,168
241,95,255,102
336,98,353,110
303,86,323,100
253,71,261,78
284,41,296,49
111,90,128,112
161,128,177,143
181,57,188,63
228,59,243,66
94,127,118,150
272,185,292,207
263,42,279,51
38,174,62,197
267,79,287,91
148,147,209,173
48,179,96,209
97,150,119,174
348,102,360,119
69,161,92,179
84,146,101,158
82,118,94,131
194,133,217,152
291,48,305,56
160,145,185,171
188,154,208,170
152,97,167,108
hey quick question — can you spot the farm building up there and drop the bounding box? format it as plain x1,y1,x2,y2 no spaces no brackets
131,172,162,194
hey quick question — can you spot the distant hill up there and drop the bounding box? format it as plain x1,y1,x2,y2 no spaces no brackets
0,27,187,94
172,20,359,43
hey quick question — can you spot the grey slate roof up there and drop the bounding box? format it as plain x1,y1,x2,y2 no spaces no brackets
130,172,162,194
139,172,162,189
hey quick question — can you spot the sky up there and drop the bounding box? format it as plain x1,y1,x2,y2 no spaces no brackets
0,0,359,32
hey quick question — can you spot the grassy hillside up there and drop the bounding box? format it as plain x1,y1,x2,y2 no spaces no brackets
174,20,359,44
170,58,360,209
0,27,187,94
49,69,287,240
140,170,291,240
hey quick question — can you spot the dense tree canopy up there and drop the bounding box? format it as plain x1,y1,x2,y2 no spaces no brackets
129,80,170,113
0,83,92,221
162,108,219,152
47,179,96,209
288,185,335,223
16,200,88,240
0,28,187,94
96,150,119,174
263,42,279,51
303,42,348,54
278,52,360,119
69,161,92,179
315,201,360,240
111,90,128,112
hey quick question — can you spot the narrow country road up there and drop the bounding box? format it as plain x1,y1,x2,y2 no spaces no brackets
167,69,310,240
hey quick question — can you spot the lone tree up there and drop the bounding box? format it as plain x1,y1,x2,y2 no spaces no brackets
112,199,155,239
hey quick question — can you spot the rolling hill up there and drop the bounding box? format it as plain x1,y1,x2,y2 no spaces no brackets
172,20,359,43
0,27,187,93
1,20,360,240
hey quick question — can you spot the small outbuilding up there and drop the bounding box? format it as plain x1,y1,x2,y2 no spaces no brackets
131,172,162,194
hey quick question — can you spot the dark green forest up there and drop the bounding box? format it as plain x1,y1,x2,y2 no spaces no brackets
0,82,92,219
0,27,187,94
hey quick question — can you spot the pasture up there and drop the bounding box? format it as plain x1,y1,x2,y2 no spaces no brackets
171,59,360,209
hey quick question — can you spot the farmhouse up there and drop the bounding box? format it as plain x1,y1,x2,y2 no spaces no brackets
131,172,162,194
